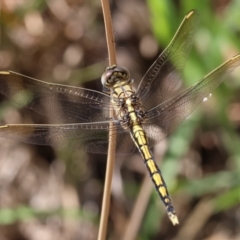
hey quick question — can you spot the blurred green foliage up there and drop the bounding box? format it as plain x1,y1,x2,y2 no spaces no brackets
0,206,96,225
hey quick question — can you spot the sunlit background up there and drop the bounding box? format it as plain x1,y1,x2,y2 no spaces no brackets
0,0,240,239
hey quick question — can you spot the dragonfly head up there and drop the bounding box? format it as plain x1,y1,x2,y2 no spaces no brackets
101,65,131,92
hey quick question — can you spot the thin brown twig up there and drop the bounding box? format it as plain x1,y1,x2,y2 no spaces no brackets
122,173,153,240
101,0,117,66
98,1,117,240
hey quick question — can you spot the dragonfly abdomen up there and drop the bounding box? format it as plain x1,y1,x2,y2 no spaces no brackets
130,124,179,225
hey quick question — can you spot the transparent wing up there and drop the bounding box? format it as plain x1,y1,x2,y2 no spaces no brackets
0,71,112,123
136,10,199,110
143,55,240,146
0,121,136,155
0,71,136,154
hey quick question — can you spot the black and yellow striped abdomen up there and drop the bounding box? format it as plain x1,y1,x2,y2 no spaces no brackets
130,124,179,225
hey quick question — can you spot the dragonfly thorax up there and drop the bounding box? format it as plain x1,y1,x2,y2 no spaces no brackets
113,90,145,129
101,65,132,92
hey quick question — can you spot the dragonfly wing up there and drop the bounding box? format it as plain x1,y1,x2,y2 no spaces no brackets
0,121,135,155
0,71,112,123
143,55,240,146
136,10,199,110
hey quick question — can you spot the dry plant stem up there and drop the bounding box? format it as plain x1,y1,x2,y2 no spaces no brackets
98,1,117,240
122,174,153,240
101,0,117,65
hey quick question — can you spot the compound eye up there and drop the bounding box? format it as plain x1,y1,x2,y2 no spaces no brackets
101,65,130,89
114,66,130,79
101,70,112,86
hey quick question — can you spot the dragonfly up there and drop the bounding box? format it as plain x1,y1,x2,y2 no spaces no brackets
0,10,240,225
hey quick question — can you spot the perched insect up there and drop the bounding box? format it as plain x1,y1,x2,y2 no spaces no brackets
0,10,240,225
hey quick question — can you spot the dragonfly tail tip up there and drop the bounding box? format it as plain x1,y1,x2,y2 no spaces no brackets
167,210,179,225
169,214,179,226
